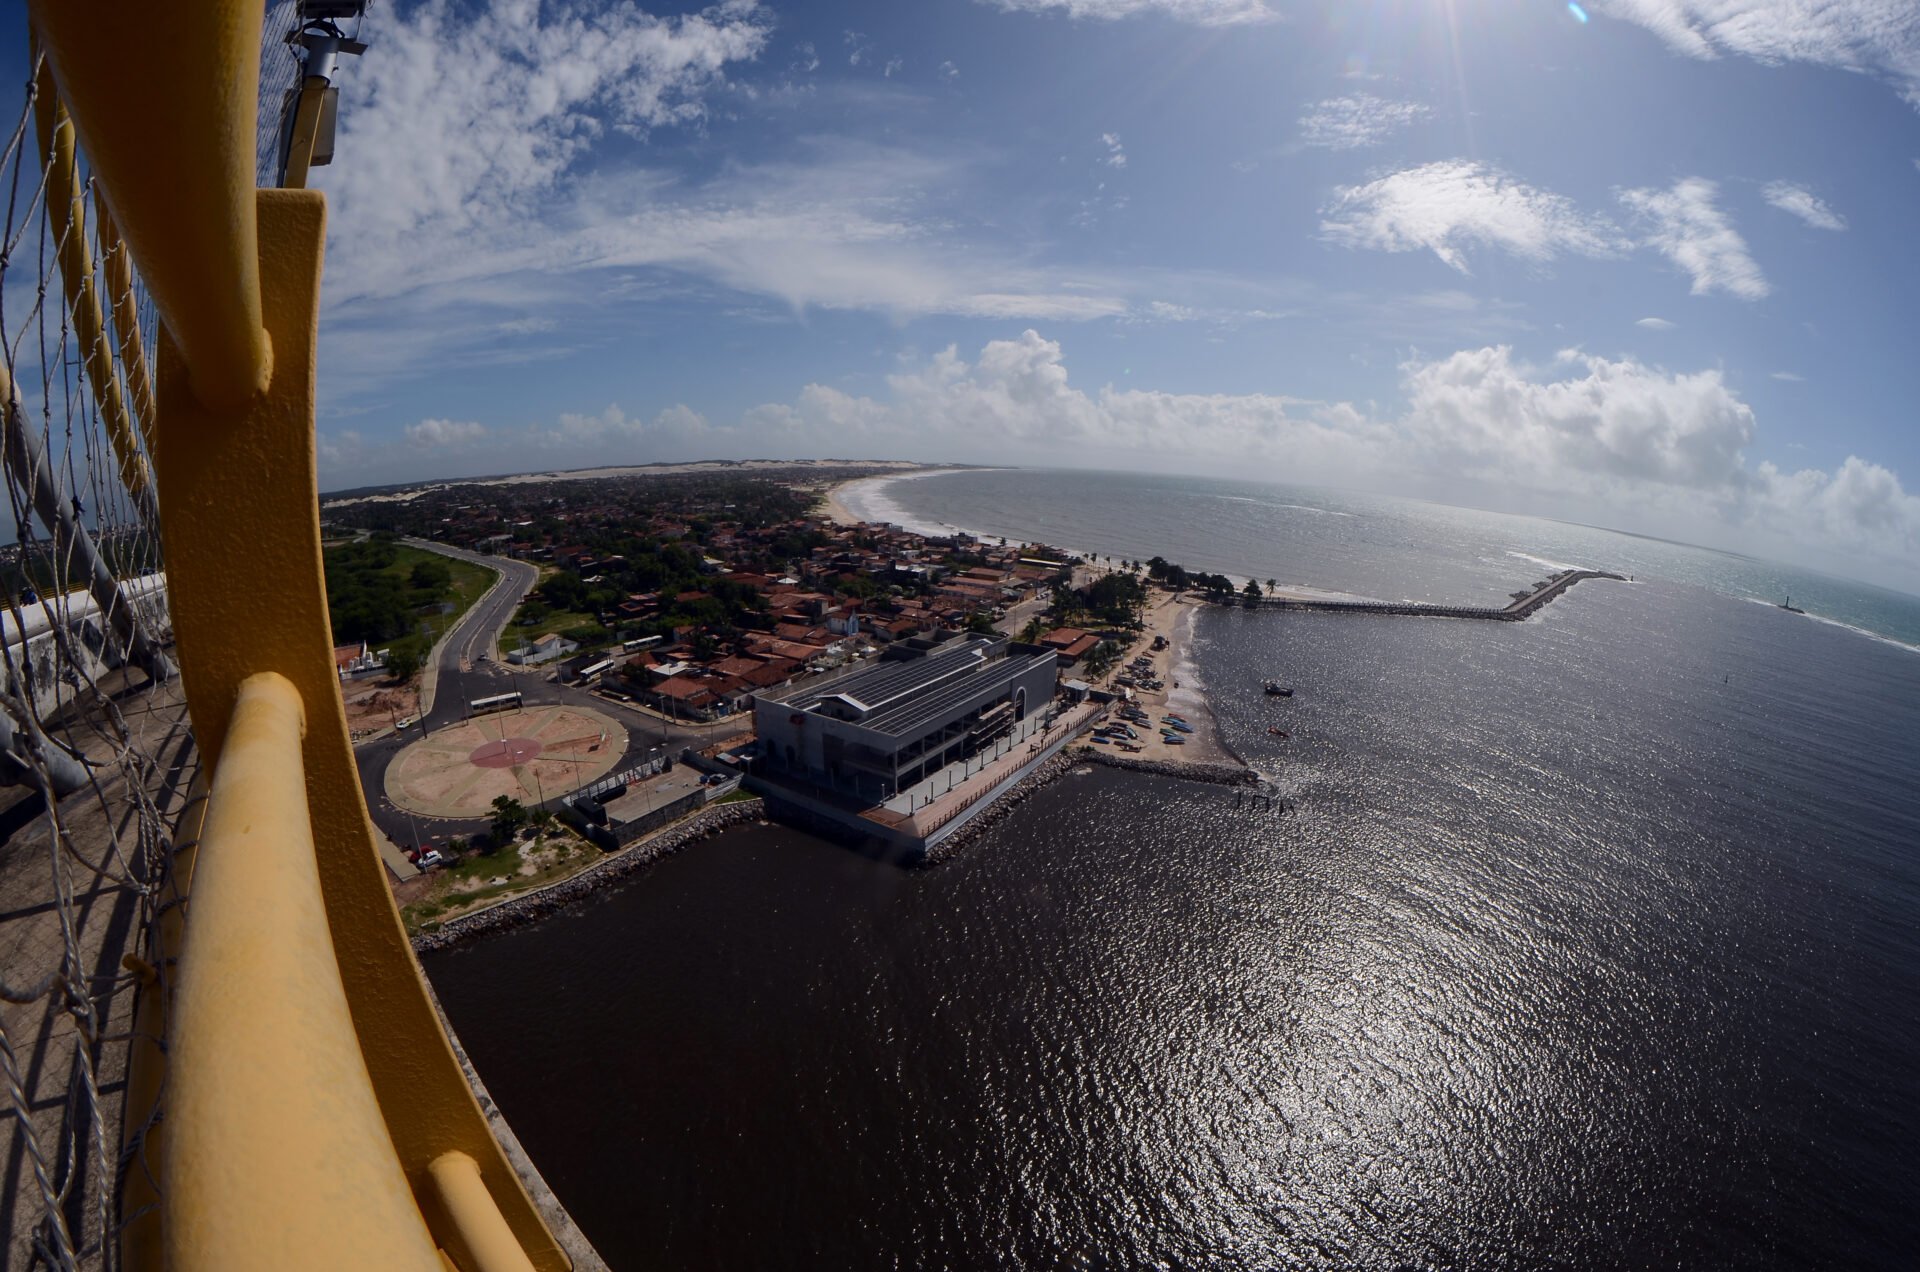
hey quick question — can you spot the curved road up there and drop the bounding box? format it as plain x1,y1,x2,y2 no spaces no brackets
355,540,717,855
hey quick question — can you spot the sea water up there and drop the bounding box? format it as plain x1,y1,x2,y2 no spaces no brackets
426,471,1920,1269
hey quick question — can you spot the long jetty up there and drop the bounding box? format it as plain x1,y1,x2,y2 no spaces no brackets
1246,568,1626,621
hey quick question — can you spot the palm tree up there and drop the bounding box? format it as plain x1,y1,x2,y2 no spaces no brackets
1266,578,1277,596
1019,615,1045,644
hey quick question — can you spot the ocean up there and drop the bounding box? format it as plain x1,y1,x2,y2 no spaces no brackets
424,469,1920,1269
837,468,1920,653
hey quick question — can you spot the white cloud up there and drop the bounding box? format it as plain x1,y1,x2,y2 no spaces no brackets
939,60,961,80
1750,456,1920,561
1636,316,1677,329
1618,177,1769,300
1101,132,1128,168
1322,161,1627,272
983,0,1277,24
1399,345,1755,490
322,332,1920,578
884,57,904,77
405,418,489,448
1771,370,1805,381
1590,1,1920,108
1762,180,1847,230
317,429,365,468
316,0,770,259
1297,94,1431,149
541,403,711,444
844,30,871,67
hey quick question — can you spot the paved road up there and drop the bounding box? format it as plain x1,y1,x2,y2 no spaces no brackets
399,536,539,715
355,541,718,852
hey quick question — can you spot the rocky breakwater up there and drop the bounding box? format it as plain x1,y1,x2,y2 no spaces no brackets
1081,748,1258,787
921,745,1261,867
413,798,767,953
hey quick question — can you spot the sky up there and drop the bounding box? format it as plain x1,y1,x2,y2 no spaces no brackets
13,1,1920,591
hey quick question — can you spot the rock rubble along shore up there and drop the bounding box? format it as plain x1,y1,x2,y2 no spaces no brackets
412,799,767,953
1079,749,1258,787
921,745,1261,867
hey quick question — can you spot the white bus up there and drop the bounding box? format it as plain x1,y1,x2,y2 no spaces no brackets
467,691,523,716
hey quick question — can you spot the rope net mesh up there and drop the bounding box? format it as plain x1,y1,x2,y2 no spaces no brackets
1,11,301,1267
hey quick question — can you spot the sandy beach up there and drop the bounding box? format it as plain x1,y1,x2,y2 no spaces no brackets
816,484,1247,772
1082,588,1242,769
821,476,870,526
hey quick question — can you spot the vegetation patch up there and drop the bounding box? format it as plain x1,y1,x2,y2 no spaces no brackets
322,535,497,674
399,822,604,935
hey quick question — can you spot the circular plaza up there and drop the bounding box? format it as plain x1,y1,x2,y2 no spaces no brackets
384,703,628,818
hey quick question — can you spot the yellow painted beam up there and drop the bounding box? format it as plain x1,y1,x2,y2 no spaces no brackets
29,0,272,411
151,189,568,1271
166,672,444,1270
32,60,159,524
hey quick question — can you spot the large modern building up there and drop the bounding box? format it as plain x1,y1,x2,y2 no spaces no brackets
754,634,1057,802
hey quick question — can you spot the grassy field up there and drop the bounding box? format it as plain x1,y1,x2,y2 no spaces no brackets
512,607,598,636
405,545,497,653
324,540,498,671
401,831,603,935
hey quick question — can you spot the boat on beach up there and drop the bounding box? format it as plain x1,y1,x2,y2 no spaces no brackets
1263,680,1293,697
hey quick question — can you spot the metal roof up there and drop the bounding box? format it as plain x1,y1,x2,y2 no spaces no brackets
858,651,1047,739
774,635,1053,740
792,637,994,713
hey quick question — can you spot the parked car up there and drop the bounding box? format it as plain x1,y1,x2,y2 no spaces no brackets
395,716,416,730
416,849,446,869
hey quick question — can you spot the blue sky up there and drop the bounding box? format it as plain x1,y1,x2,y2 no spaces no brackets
14,1,1920,588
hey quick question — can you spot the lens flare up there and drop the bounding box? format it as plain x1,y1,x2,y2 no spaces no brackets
1568,2,1589,22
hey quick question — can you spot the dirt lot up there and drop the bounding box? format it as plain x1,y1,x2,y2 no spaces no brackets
343,676,419,740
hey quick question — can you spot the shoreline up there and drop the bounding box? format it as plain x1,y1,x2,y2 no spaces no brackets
820,467,983,530
412,799,768,953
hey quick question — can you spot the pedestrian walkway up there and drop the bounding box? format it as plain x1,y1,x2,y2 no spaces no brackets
880,700,1103,835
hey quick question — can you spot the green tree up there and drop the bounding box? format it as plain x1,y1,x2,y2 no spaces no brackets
1019,616,1045,644
409,559,451,592
384,645,423,682
488,795,527,849
1082,639,1119,682
1242,578,1263,606
966,610,995,634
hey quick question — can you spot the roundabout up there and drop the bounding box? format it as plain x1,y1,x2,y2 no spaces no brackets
384,703,629,819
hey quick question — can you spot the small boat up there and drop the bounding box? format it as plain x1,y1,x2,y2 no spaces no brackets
1163,733,1186,745
1263,680,1293,697
1267,726,1289,738
1092,735,1112,744
1119,743,1143,753
1165,720,1193,734
1779,595,1806,614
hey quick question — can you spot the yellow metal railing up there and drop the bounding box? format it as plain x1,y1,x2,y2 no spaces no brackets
26,2,568,1268
169,673,446,1270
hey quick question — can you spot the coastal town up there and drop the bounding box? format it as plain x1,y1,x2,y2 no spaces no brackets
320,463,1258,936
322,461,1616,940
